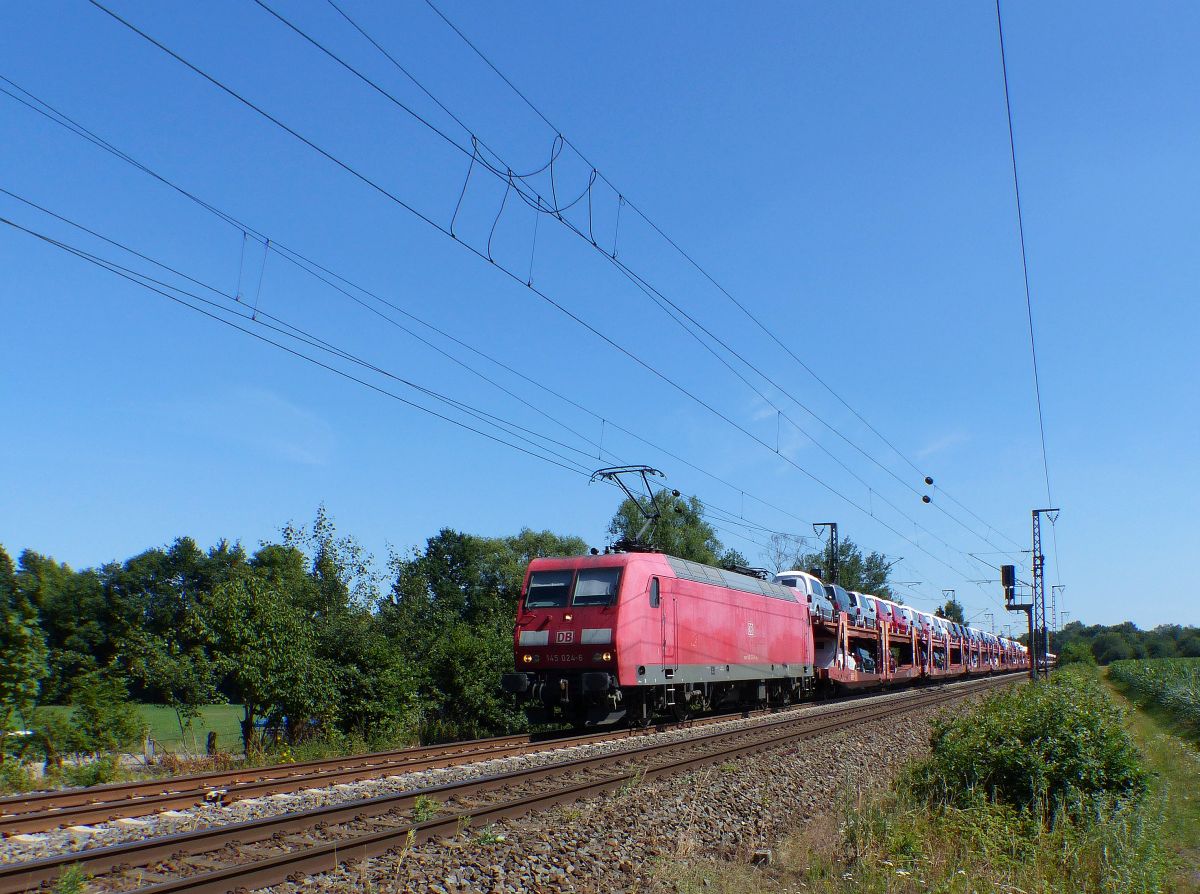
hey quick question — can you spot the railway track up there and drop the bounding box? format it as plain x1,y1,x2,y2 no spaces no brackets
0,674,1020,894
0,707,781,835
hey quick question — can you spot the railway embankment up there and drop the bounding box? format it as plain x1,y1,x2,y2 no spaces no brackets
0,677,1011,894
250,678,1006,894
659,666,1175,894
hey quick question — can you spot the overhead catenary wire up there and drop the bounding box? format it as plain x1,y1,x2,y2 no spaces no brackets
417,0,1027,551
13,6,1006,616
0,177,789,562
82,0,997,593
994,0,1053,511
994,0,1063,595
246,0,1019,562
0,214,600,480
0,212,611,478
0,74,838,564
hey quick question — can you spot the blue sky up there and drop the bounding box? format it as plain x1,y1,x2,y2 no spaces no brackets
1,1,1196,630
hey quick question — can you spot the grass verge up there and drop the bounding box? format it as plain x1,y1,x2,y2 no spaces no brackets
1105,669,1200,893
657,669,1170,894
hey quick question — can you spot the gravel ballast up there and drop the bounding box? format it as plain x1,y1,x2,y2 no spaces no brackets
1,684,950,865
261,682,1001,894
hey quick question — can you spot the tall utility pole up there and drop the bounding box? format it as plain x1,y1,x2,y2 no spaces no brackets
1051,584,1066,640
814,522,838,584
1031,508,1059,677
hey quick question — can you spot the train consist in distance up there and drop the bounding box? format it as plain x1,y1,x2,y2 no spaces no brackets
501,549,1028,726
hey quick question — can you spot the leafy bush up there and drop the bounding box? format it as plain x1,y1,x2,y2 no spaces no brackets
1108,657,1200,738
912,668,1147,821
69,672,146,754
0,758,39,794
1059,640,1098,666
61,755,126,787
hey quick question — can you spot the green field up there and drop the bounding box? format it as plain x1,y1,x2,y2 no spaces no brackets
35,704,245,753
1108,657,1200,738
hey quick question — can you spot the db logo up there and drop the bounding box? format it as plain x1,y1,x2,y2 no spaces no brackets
556,631,575,644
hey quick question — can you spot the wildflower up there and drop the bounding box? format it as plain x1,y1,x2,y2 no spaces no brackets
895,869,910,877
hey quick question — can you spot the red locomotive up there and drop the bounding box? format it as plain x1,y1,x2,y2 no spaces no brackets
502,549,1029,726
500,551,814,726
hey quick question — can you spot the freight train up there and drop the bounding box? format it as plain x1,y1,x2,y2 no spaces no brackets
500,550,1028,726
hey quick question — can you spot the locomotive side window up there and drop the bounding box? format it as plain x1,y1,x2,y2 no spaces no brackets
524,570,574,608
649,577,660,608
573,567,622,606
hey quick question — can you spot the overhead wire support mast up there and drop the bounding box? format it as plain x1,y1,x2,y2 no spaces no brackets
812,522,838,584
1030,508,1059,678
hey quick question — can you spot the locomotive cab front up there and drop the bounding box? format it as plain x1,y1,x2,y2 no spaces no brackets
501,557,630,725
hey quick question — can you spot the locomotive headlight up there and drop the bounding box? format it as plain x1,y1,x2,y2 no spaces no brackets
564,613,573,622
522,654,533,664
602,651,613,662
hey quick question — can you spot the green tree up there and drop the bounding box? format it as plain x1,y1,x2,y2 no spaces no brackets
0,545,47,745
68,670,146,755
936,596,966,624
1091,631,1134,664
281,503,381,611
205,573,335,752
1058,640,1098,666
382,528,587,739
608,494,733,565
113,538,241,735
16,551,106,701
268,509,418,740
789,536,895,598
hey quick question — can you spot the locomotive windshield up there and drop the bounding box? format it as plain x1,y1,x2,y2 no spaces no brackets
572,568,621,606
524,570,574,608
523,566,623,609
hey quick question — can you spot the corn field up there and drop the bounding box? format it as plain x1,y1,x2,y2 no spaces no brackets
1108,657,1200,736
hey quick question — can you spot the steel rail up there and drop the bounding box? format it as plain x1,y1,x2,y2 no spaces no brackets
0,698,841,834
124,677,1018,894
0,674,1019,894
1,724,682,834
0,732,543,816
